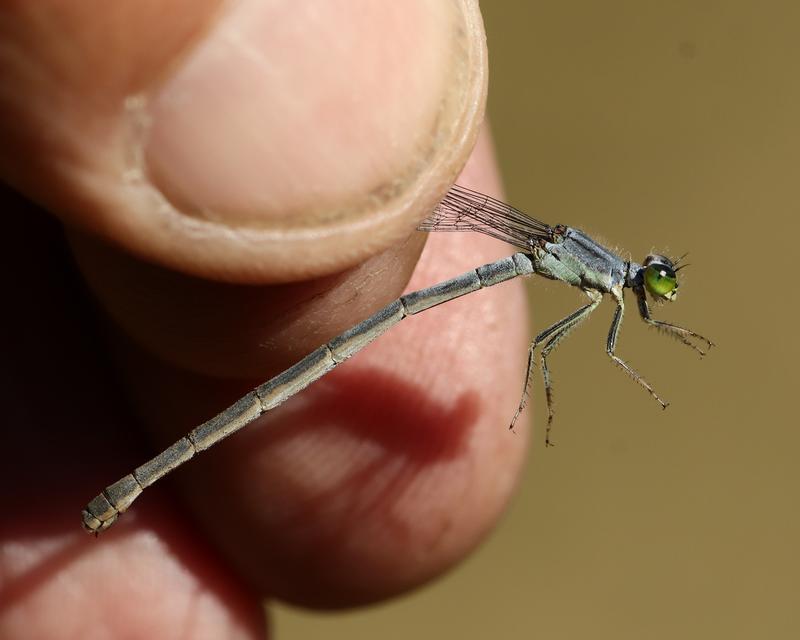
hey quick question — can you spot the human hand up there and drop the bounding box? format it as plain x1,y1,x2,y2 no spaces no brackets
0,2,530,637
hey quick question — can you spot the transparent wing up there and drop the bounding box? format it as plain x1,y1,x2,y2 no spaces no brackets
419,184,554,251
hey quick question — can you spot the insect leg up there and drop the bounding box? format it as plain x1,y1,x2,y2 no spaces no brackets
634,285,714,355
608,288,668,408
539,289,602,445
510,289,602,446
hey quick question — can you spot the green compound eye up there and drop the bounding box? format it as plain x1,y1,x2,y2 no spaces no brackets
644,263,678,299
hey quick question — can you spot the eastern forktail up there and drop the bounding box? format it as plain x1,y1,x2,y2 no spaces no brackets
82,184,713,534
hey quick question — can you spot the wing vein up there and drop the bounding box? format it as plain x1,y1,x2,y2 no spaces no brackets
419,184,554,250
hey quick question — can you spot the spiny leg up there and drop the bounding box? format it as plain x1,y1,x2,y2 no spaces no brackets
509,289,602,445
539,289,602,445
608,289,668,408
634,285,714,355
509,341,538,434
509,294,598,432
540,324,578,442
509,320,579,437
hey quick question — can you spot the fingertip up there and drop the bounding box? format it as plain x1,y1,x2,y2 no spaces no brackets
121,127,533,607
1,0,487,283
0,199,266,640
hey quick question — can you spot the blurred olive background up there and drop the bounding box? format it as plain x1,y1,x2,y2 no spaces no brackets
275,2,800,638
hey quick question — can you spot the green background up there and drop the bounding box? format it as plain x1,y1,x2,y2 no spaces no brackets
275,2,800,637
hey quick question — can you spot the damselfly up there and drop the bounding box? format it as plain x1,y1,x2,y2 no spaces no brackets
82,185,713,534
